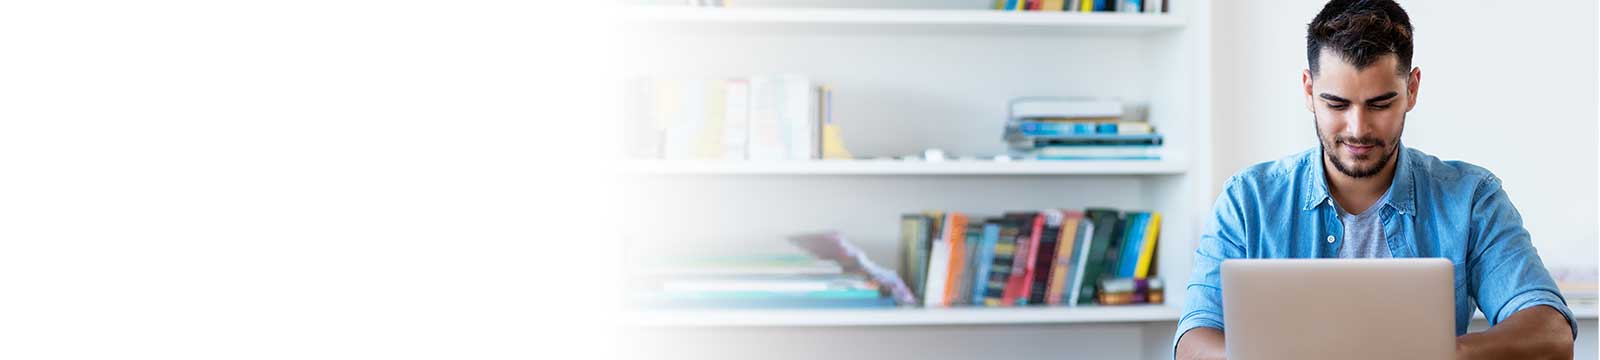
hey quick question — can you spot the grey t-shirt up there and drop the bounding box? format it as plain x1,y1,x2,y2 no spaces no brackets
1335,190,1393,258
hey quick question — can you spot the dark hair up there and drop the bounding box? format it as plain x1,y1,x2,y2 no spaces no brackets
1307,0,1414,76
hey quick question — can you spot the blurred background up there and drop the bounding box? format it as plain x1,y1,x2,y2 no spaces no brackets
616,1,1599,359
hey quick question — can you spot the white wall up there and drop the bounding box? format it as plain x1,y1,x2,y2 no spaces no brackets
1211,0,1599,269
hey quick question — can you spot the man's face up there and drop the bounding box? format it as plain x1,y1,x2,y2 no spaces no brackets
1302,49,1420,179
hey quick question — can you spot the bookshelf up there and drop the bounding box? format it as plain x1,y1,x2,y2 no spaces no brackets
622,1,1214,359
622,159,1188,175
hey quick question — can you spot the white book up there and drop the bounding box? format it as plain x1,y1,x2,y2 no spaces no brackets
776,74,818,160
922,239,951,307
722,79,750,160
746,76,786,161
1067,220,1095,306
1013,99,1123,119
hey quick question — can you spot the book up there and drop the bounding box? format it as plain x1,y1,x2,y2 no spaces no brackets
923,237,951,307
971,222,1001,305
776,74,819,160
1135,212,1161,279
999,215,1032,306
1041,0,1065,11
984,220,1020,306
958,222,986,305
1005,212,1044,306
941,213,971,306
1033,136,1163,147
1019,122,1158,137
1117,212,1148,278
1034,145,1161,160
1077,209,1121,305
746,76,785,160
1066,215,1096,306
1029,210,1063,305
1046,210,1083,305
899,214,931,300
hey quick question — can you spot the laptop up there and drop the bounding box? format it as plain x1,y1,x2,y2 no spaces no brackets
1221,258,1455,360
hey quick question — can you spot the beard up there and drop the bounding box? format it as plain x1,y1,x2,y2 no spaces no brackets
1314,115,1402,179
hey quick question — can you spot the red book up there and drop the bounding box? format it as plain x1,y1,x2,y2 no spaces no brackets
1015,213,1045,304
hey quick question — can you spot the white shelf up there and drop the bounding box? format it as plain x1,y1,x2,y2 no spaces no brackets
622,159,1187,175
623,6,1186,35
631,304,1597,328
629,305,1181,327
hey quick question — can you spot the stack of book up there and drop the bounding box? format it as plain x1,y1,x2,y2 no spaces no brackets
899,208,1163,307
1004,98,1163,161
993,0,1170,13
631,254,895,309
623,75,837,161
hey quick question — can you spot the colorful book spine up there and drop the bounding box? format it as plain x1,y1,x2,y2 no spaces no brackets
1029,210,1062,305
941,213,970,306
1118,212,1148,278
971,222,1000,305
1077,209,1120,305
984,220,1019,306
1135,212,1161,279
1046,211,1083,305
1000,216,1031,306
1066,216,1095,306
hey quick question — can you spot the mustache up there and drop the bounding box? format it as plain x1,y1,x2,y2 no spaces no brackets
1335,135,1385,147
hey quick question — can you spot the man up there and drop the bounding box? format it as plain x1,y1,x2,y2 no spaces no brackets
1174,1,1577,359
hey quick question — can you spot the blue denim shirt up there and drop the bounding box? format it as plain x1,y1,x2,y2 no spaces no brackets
1175,145,1576,348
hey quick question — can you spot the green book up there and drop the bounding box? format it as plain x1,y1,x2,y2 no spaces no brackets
1077,208,1123,305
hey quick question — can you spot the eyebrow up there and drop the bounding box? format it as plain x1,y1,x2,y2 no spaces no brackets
1319,91,1399,104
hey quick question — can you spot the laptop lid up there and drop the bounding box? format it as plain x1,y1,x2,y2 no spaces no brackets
1221,258,1455,360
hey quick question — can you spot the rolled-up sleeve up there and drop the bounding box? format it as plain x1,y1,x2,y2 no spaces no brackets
1174,176,1250,352
1467,175,1577,338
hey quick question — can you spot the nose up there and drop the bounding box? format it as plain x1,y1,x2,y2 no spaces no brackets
1345,106,1371,139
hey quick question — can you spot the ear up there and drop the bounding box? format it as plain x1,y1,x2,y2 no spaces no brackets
1405,67,1421,112
1302,69,1316,113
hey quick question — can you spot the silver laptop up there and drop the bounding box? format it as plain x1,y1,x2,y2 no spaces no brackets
1222,259,1455,360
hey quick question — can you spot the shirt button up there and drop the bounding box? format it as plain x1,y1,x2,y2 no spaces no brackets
1326,235,1335,243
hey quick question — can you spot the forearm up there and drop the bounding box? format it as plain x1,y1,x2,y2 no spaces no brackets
1175,327,1226,360
1456,305,1573,360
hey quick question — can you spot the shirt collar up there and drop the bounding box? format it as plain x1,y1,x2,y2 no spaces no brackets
1301,143,1418,216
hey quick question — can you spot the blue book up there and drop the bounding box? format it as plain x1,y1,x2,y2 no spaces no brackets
1018,121,1099,136
970,222,1001,305
1118,213,1148,277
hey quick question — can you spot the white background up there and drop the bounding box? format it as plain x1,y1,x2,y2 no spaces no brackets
0,1,618,358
